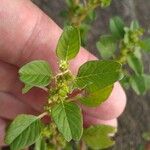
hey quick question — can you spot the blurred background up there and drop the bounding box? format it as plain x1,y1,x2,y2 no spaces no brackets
32,0,150,149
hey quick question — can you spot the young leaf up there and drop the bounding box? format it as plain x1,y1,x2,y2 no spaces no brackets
5,115,42,150
96,35,116,59
130,75,146,95
140,38,150,52
83,125,116,149
109,16,125,39
19,60,52,90
80,85,113,107
127,53,143,75
35,137,48,150
56,26,80,61
51,102,83,142
75,60,123,91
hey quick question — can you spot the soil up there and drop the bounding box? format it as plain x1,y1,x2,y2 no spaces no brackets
7,0,150,150
32,0,150,149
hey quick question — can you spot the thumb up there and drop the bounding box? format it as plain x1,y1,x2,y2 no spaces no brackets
0,0,95,73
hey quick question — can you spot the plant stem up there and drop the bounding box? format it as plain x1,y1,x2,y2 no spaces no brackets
78,140,87,150
38,112,48,119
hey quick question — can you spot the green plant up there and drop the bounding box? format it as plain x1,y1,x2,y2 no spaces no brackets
62,0,150,96
61,0,111,45
5,26,122,150
96,17,150,95
4,0,150,149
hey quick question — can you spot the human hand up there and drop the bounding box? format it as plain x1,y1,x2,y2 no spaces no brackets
0,0,126,146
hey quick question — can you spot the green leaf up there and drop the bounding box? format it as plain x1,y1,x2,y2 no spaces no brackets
142,132,150,141
75,60,123,91
109,16,125,39
56,26,80,61
100,0,112,8
96,35,116,59
83,125,116,149
65,0,74,7
143,74,150,91
19,60,52,90
51,102,83,142
120,75,130,89
80,85,113,107
5,115,42,150
79,23,90,46
35,137,48,150
140,38,150,52
130,20,140,30
130,75,146,95
22,84,33,94
127,53,143,75
89,0,111,8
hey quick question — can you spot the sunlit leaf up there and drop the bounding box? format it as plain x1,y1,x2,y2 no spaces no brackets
51,102,83,142
56,26,80,61
19,60,52,92
83,125,116,149
5,115,42,150
80,85,113,107
75,60,123,91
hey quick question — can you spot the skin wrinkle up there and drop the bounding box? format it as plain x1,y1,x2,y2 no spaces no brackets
83,114,118,128
0,92,38,120
17,10,43,66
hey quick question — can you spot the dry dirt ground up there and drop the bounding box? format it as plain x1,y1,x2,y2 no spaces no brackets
5,0,150,150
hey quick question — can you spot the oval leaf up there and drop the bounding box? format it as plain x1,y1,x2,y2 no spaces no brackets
130,75,146,95
51,102,83,142
96,35,116,59
80,85,113,107
75,60,123,91
19,60,52,89
127,53,143,75
35,137,48,150
109,16,125,39
140,38,150,52
83,125,116,149
5,115,42,150
56,26,80,61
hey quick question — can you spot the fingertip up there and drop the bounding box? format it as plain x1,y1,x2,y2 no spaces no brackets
83,113,118,128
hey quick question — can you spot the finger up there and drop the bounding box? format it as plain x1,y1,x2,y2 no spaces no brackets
81,83,127,120
0,92,38,120
0,118,7,146
0,0,94,73
0,61,48,112
83,113,118,128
